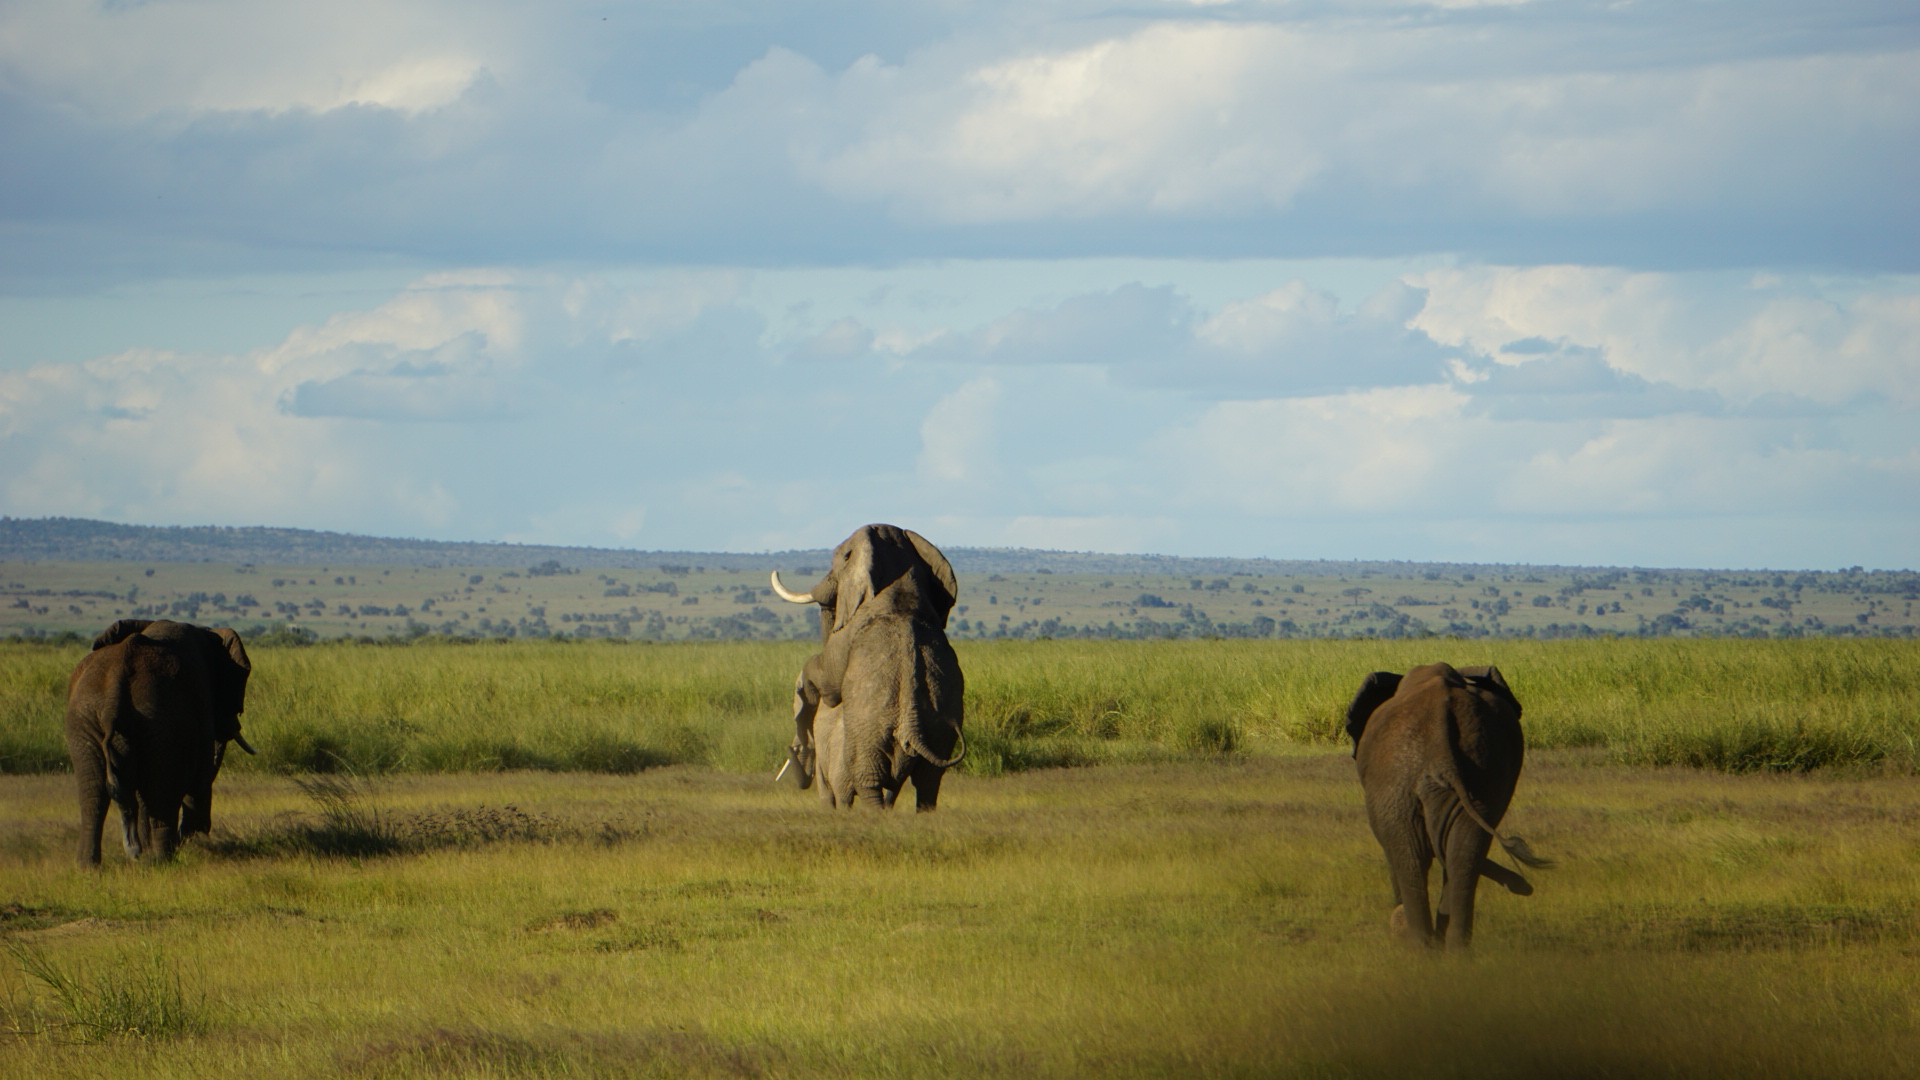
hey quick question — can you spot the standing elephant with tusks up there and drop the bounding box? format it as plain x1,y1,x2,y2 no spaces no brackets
770,524,965,810
64,619,257,865
1346,662,1552,950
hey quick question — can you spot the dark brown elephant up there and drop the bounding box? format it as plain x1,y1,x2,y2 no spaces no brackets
770,524,964,810
65,619,257,865
1346,662,1551,950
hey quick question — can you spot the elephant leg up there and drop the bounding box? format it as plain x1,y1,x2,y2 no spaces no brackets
1438,819,1495,951
815,744,842,807
909,760,946,812
133,799,173,861
1381,834,1435,948
106,735,148,861
130,793,156,861
68,737,111,866
143,782,184,862
846,729,892,810
791,677,820,791
853,779,890,809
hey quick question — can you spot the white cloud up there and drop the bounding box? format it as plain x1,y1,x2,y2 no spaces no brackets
785,17,1920,234
0,0,497,118
2,260,1917,567
1159,385,1485,516
1501,416,1920,518
1174,280,1454,395
801,23,1336,221
1,2,1909,273
970,514,1184,555
1412,266,1920,408
919,377,1002,485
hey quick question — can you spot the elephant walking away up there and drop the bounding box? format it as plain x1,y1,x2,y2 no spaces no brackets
770,524,965,810
1346,663,1551,950
65,619,257,865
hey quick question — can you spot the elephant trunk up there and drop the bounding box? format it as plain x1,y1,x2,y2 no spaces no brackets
903,729,966,770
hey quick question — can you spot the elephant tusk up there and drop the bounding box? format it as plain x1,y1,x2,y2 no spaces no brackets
775,758,791,782
234,734,258,756
769,571,815,604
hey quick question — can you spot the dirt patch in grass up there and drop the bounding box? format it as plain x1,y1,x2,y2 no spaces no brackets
0,903,78,934
527,908,618,933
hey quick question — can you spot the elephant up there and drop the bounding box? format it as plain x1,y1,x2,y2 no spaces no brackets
769,524,964,810
1345,662,1551,950
64,619,257,865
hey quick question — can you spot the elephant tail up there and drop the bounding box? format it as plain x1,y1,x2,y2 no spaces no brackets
1443,772,1555,870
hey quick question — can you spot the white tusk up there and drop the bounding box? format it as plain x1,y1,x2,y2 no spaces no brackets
770,571,815,604
234,734,258,755
775,759,792,782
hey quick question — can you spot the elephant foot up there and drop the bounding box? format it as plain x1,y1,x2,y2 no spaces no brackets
1389,905,1439,949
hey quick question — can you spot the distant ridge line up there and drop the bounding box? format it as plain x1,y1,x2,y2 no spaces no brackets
0,516,1896,577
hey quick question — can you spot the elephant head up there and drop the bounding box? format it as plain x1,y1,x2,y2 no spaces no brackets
771,524,958,643
1345,665,1518,757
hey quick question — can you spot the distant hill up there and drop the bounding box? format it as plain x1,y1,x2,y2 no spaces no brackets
3,515,1608,578
0,515,1906,581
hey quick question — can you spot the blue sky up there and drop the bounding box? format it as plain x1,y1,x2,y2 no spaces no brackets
1,0,1916,568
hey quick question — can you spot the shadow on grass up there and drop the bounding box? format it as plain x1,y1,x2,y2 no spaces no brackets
1513,901,1907,952
201,775,617,861
261,731,692,777
341,1026,772,1079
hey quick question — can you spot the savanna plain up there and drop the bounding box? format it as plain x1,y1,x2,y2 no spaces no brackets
3,637,1920,1078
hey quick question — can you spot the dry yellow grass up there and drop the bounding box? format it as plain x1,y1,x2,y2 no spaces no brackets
4,752,1920,1078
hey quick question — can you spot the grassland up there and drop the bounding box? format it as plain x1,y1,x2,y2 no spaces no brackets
5,756,1920,1078
4,637,1917,778
2,635,1918,1076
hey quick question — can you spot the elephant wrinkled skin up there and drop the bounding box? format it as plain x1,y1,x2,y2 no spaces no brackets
64,619,256,865
1347,662,1551,950
772,524,964,810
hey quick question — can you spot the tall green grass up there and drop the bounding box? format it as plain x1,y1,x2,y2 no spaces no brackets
2,637,1915,776
6,944,209,1041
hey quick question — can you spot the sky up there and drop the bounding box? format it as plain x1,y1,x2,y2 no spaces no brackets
1,0,1916,569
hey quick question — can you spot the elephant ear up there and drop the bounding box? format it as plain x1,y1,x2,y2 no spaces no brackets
210,627,252,727
93,619,155,651
1344,671,1403,757
830,527,880,635
1460,664,1520,717
904,529,957,622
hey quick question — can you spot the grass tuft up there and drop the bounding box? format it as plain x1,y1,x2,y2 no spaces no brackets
6,943,209,1041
